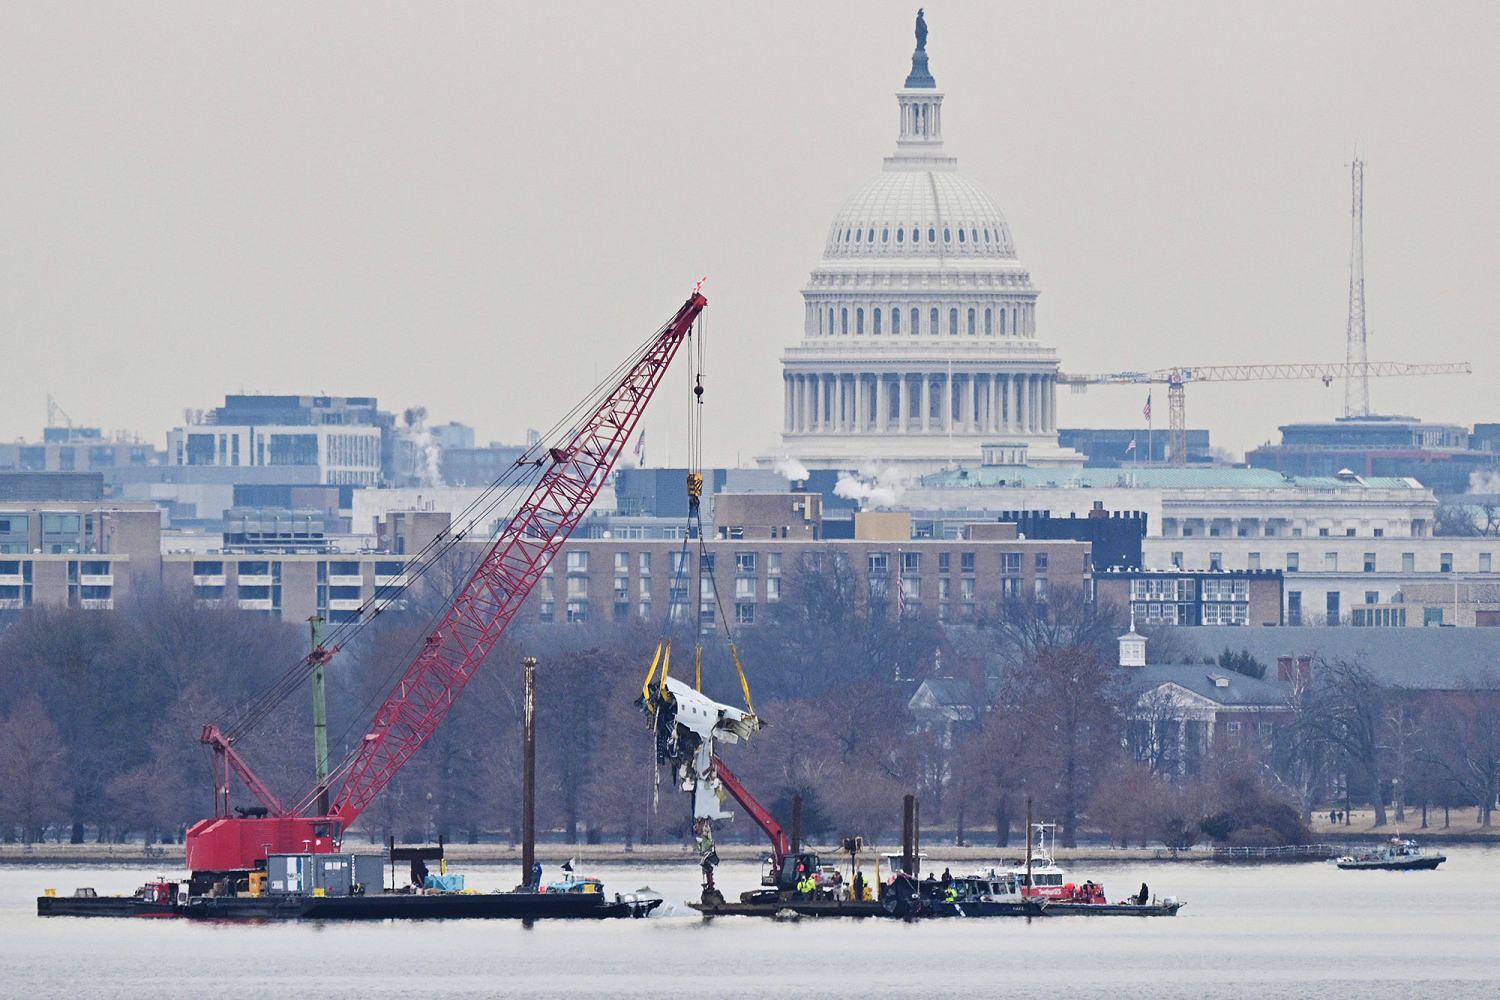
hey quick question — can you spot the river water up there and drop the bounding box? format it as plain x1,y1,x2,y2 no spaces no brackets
4,847,1499,999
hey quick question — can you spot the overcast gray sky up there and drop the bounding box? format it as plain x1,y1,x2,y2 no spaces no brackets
4,1,1496,467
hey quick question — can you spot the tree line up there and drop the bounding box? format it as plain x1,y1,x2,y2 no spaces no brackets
2,564,1497,851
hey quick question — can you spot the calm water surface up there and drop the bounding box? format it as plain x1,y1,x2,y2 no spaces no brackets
4,846,1499,999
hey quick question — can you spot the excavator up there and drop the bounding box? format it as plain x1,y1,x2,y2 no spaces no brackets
182,290,707,884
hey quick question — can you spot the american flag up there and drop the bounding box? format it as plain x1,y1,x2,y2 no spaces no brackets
632,430,645,464
1143,392,1152,422
1125,438,1136,455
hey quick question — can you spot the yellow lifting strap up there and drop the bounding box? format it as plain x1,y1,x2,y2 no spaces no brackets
659,642,671,696
729,642,755,716
695,646,702,692
641,641,665,701
686,471,704,499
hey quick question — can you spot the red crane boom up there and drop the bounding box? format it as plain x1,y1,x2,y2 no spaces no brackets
186,291,707,873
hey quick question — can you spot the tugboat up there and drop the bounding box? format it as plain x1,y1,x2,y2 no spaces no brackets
1009,822,1185,917
1335,837,1446,871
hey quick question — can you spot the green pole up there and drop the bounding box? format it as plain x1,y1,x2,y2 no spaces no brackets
309,615,331,816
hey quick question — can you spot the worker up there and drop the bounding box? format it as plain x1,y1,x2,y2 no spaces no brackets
852,869,866,901
940,867,952,887
528,861,542,891
944,884,958,903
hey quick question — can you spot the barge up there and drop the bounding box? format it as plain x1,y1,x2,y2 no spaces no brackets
37,850,661,921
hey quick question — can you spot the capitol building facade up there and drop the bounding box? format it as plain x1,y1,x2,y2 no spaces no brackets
777,23,1081,476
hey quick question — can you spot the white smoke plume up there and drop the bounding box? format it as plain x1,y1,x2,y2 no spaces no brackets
774,456,810,482
1468,469,1500,495
833,463,906,509
403,406,443,488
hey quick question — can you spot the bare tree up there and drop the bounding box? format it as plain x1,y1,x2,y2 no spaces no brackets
0,697,71,843
1293,659,1388,827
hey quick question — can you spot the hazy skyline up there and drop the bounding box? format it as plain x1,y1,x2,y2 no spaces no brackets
4,2,1497,470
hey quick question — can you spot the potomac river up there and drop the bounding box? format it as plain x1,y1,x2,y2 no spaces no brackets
4,846,1499,999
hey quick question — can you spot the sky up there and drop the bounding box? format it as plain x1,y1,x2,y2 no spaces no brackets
4,1,1497,468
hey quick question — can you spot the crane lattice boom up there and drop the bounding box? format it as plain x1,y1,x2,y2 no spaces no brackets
185,291,707,873
1059,360,1470,466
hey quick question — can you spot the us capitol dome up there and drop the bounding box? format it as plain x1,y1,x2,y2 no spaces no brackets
775,13,1082,475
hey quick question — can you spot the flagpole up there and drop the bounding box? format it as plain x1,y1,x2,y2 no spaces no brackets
1145,390,1153,466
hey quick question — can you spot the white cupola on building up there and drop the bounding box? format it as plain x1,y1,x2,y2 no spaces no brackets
1118,622,1148,669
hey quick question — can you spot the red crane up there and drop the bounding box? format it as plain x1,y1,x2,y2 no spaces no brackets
185,291,708,874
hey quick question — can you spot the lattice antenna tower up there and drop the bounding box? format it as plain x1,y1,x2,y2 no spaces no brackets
1345,155,1369,417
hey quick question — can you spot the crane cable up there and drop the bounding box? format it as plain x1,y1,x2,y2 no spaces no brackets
683,308,754,715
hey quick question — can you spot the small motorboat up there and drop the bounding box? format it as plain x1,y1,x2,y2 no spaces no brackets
1335,837,1446,871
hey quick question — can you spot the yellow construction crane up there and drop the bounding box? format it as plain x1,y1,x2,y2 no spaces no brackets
1059,361,1471,467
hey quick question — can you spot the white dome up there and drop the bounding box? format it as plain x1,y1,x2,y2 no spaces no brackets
823,170,1018,260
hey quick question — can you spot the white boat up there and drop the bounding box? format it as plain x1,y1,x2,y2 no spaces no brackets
1335,837,1446,871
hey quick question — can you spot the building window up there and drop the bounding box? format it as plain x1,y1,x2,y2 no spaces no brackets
1247,552,1261,570
639,552,651,575
1441,553,1453,573
939,552,950,573
961,578,976,600
1346,528,1356,537
614,576,629,600
1326,592,1340,625
1364,591,1378,605
566,601,588,623
1001,553,1020,573
1363,553,1376,573
734,577,755,600
873,308,882,334
1209,551,1223,571
1374,528,1384,537
1171,551,1183,569
614,552,629,573
911,308,919,335
736,603,756,624
565,551,588,573
960,552,975,572
938,578,951,600
1287,591,1302,626
1318,528,1330,537
901,551,920,572
949,309,958,336
735,552,756,574
1034,578,1048,601
1325,552,1337,571
766,577,781,602
868,552,889,574
1402,552,1415,572
1034,552,1048,572
856,308,864,334
566,576,588,598
967,309,976,335
1482,553,1493,573
892,309,901,335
